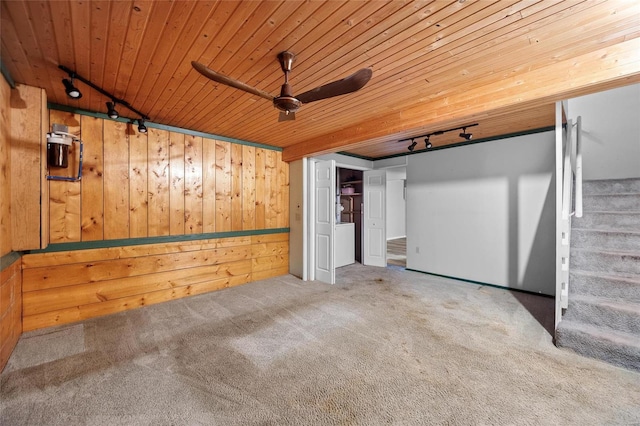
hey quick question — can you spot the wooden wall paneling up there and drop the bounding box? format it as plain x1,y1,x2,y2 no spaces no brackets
10,85,43,250
231,143,243,231
80,115,104,241
147,127,170,237
0,83,9,257
169,132,185,235
184,134,203,234
215,140,231,232
23,245,252,293
242,145,255,231
22,274,237,333
102,120,130,240
129,131,149,238
40,89,49,249
0,260,21,371
265,150,277,228
21,234,289,331
202,138,217,233
48,109,81,243
254,148,266,229
0,77,10,256
276,151,288,229
24,259,253,315
21,235,249,270
250,233,289,280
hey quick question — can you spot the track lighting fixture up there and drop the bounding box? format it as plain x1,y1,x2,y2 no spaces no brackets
459,128,473,140
58,65,150,126
137,118,147,134
106,101,119,119
400,123,478,152
62,77,82,99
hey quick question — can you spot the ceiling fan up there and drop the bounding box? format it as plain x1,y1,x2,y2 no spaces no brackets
191,51,373,121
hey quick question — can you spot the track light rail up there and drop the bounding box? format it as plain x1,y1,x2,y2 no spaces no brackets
59,65,150,121
398,123,479,145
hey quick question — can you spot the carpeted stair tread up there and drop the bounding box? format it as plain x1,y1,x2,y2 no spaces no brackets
571,248,640,275
572,211,640,231
582,193,640,211
558,178,640,372
563,294,640,335
583,178,640,195
555,320,640,372
571,228,640,251
570,269,640,303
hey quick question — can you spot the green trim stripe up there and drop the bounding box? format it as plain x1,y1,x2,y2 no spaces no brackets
1,252,21,271
47,103,282,152
405,268,554,298
349,126,556,162
27,228,290,254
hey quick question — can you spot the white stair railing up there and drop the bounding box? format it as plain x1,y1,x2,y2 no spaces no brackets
559,113,583,313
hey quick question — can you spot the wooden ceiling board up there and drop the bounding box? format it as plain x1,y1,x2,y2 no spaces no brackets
2,0,638,160
183,0,388,128
282,0,637,151
282,36,640,161
220,0,590,142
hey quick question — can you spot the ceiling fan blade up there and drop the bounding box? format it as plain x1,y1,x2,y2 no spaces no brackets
296,68,373,104
278,111,296,122
191,61,274,101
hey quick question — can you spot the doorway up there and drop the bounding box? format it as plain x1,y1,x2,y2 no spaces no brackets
387,238,406,267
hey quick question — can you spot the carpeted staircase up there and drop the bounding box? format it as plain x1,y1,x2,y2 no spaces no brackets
556,178,640,372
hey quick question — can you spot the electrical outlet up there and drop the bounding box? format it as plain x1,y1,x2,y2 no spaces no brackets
416,247,420,254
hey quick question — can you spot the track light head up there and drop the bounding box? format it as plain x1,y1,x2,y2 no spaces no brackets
62,78,82,99
137,118,147,133
425,136,432,149
408,139,417,152
106,101,119,119
459,128,473,140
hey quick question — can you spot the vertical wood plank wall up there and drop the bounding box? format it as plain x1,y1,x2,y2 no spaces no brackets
18,109,290,331
1,77,23,371
0,74,10,257
47,109,289,241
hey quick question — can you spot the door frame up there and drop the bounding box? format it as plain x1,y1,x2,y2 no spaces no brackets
305,156,388,281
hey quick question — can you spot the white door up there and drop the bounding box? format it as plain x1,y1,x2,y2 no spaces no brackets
363,170,386,267
314,160,336,284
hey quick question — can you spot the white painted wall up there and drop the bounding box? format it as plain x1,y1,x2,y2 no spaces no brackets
406,131,556,295
288,159,306,279
568,83,640,180
385,167,406,240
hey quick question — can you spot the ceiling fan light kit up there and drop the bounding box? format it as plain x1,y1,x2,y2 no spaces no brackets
192,51,373,121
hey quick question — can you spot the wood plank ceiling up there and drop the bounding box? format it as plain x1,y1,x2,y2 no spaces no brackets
2,0,639,160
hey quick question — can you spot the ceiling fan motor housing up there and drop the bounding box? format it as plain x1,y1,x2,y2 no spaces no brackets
274,82,301,112
274,96,301,113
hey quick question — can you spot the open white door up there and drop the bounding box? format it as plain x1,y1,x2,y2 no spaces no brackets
363,169,386,267
314,160,336,284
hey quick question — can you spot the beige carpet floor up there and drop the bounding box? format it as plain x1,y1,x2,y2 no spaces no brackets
2,264,639,425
